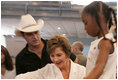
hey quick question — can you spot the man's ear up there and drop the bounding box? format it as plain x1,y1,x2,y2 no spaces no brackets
21,33,25,38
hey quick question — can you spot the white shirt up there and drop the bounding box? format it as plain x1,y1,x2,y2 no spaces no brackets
1,68,16,79
15,60,86,79
86,33,117,79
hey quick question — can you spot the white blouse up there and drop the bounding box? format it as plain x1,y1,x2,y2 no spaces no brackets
86,33,117,79
15,60,86,79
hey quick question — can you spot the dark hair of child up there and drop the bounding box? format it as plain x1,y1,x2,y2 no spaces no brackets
83,1,117,41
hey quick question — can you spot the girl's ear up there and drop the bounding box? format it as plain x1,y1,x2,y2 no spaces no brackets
98,12,106,23
98,12,107,28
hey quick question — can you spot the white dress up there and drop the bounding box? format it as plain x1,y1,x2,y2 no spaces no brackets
1,68,16,79
86,33,117,79
15,60,86,79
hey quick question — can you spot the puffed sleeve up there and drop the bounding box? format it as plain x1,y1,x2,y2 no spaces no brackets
15,69,42,79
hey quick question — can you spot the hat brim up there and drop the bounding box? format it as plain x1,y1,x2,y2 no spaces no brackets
15,24,43,36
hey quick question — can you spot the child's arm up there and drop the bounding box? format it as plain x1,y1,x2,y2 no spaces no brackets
84,39,113,79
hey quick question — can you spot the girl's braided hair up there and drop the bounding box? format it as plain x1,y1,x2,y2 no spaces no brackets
83,1,117,42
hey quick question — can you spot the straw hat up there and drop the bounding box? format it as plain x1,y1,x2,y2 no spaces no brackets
14,14,44,36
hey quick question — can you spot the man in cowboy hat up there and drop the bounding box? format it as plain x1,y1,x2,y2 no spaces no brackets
15,14,77,75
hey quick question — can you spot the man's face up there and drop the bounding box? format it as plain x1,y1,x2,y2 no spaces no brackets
23,31,41,46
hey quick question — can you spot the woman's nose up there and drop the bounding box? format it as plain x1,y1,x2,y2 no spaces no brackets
53,57,58,62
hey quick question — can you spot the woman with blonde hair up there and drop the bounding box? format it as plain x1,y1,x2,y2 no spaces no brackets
15,35,85,79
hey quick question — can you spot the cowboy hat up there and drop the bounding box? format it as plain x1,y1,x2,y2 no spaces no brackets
14,14,44,36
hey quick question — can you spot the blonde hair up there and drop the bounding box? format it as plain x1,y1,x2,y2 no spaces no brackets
47,35,71,58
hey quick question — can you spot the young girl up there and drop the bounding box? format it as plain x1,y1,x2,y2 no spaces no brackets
81,1,117,79
1,45,16,79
